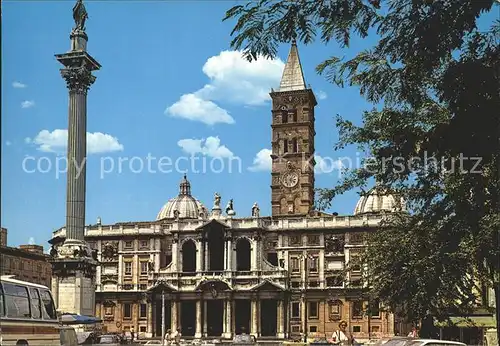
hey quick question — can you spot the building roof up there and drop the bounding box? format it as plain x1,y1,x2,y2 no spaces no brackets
354,187,406,215
0,245,50,261
278,40,307,92
156,174,208,220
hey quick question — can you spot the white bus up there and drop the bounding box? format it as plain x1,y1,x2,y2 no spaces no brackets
0,275,61,346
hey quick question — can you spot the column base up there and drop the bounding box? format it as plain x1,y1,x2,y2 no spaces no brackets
277,333,285,338
222,332,232,339
194,333,202,338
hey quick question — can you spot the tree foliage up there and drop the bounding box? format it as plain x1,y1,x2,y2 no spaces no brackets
223,0,500,339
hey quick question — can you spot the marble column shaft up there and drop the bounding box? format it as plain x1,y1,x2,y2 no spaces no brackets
65,89,88,242
195,300,202,337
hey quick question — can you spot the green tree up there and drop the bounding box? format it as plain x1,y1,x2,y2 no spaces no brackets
224,0,500,340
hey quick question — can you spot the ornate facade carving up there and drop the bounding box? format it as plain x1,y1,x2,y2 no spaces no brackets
61,66,96,93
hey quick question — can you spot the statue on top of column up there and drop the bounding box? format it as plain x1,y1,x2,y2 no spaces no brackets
251,202,260,217
72,0,88,31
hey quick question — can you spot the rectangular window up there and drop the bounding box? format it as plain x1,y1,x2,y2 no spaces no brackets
123,303,132,319
291,302,300,318
140,240,148,249
140,303,147,318
369,300,380,317
140,326,147,333
309,256,318,273
308,301,318,319
352,326,361,333
309,326,317,333
352,301,363,318
105,306,113,316
29,287,42,318
291,257,300,273
289,235,301,246
281,110,288,123
124,261,132,276
308,235,320,245
124,241,133,249
39,289,57,319
3,283,30,318
371,326,380,333
140,261,148,275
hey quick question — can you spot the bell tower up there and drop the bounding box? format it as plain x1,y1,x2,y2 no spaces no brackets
270,41,317,216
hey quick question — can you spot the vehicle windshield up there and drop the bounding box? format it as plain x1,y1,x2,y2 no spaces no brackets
383,340,412,346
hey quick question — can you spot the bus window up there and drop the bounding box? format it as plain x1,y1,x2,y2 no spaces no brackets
0,283,5,317
29,287,42,318
40,289,57,320
3,283,31,318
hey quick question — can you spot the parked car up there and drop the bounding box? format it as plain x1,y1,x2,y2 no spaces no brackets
381,338,465,346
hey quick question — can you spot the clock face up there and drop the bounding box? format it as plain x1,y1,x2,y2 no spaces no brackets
281,171,299,188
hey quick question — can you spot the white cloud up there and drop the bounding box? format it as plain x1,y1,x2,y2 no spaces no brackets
316,90,327,100
166,50,285,125
177,136,235,158
13,81,27,88
315,155,344,174
28,129,124,154
5,141,12,146
28,237,35,245
248,148,272,172
166,94,235,125
21,100,35,108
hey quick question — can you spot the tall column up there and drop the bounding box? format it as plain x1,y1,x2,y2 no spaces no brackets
251,299,258,337
147,302,153,337
301,294,307,340
223,300,232,339
171,300,178,332
196,239,203,274
226,238,233,273
172,240,178,272
195,300,202,338
251,240,258,271
277,300,285,338
50,0,99,319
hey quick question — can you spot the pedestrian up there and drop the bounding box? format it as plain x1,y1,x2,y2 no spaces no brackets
172,328,181,345
407,326,418,338
130,326,135,343
164,329,171,345
331,320,353,345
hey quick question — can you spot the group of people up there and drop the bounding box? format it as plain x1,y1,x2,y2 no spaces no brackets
163,328,182,345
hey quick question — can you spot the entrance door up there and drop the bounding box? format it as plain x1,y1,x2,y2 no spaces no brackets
207,300,224,336
235,300,251,334
181,301,196,336
260,299,277,336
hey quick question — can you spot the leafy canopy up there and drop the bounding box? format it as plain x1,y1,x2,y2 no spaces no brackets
223,0,500,333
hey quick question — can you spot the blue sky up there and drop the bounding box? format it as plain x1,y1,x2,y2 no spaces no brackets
4,1,493,248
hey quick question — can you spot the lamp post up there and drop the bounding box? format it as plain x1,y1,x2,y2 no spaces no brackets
161,288,166,346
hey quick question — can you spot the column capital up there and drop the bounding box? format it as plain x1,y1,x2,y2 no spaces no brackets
61,66,96,93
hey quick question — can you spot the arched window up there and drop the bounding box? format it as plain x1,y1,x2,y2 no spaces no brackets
236,238,251,271
182,240,196,272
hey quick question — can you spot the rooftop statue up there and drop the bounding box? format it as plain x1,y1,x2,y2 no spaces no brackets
72,0,88,31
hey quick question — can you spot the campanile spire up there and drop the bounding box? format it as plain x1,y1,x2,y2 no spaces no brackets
278,40,307,92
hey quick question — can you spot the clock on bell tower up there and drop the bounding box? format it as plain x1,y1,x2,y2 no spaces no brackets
270,40,317,216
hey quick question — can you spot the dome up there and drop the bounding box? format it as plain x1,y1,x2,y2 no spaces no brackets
156,175,208,220
354,187,405,215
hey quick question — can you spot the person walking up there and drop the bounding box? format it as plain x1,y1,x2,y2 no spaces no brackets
331,321,354,345
407,327,418,337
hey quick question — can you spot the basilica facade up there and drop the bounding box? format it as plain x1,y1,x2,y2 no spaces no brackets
49,42,403,341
